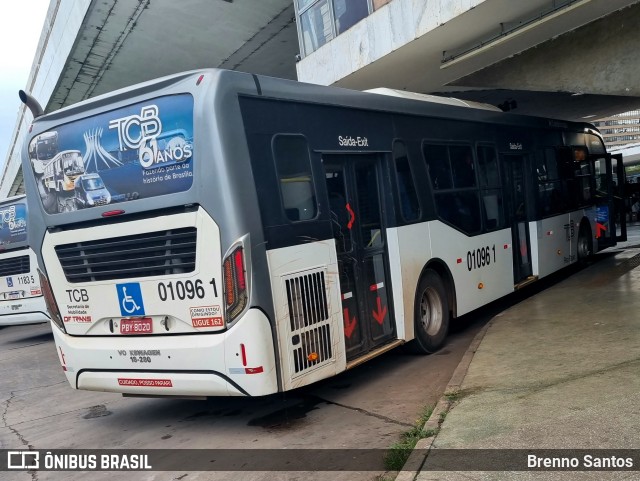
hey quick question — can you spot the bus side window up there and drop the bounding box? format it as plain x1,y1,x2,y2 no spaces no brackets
477,145,505,230
557,147,579,210
573,148,593,206
450,146,476,188
272,135,318,222
538,148,565,215
437,192,481,233
423,143,481,235
423,144,451,190
393,141,420,222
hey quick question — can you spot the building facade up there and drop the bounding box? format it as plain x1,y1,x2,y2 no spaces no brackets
593,111,640,149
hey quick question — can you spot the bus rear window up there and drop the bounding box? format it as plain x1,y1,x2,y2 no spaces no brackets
27,94,195,215
0,202,27,246
273,135,318,222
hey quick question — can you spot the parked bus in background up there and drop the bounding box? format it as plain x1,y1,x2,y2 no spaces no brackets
21,70,624,398
0,195,50,327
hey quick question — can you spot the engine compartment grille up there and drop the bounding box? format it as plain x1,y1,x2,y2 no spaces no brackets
284,269,334,376
55,228,197,283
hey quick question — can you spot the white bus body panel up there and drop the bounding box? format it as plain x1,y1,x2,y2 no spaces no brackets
532,215,571,278
396,221,513,320
54,308,277,396
42,209,223,336
385,228,406,340
532,209,596,279
0,248,50,326
43,208,278,396
266,240,346,392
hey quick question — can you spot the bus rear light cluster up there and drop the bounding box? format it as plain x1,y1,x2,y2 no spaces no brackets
38,269,65,332
223,246,248,323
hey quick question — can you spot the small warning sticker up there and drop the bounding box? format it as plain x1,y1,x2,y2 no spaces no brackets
117,378,172,387
190,305,223,328
192,317,223,328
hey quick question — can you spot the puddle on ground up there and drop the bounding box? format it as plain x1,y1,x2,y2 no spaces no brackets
223,409,243,417
247,395,328,430
330,383,351,390
83,404,112,419
182,409,223,421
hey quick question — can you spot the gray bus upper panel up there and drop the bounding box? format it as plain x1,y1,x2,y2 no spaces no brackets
22,68,603,248
22,70,265,255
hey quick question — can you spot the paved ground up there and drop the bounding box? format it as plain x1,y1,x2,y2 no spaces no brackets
0,300,489,481
415,228,640,481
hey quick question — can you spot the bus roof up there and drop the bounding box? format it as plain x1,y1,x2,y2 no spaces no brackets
32,68,599,136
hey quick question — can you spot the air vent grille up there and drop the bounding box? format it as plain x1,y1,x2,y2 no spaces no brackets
55,228,197,283
0,255,30,277
284,269,333,376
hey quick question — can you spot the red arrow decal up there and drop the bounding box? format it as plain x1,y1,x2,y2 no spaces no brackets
372,297,387,325
343,307,357,339
596,222,607,239
346,203,356,230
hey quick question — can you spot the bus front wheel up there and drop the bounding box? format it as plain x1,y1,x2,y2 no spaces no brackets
410,269,449,354
577,222,593,264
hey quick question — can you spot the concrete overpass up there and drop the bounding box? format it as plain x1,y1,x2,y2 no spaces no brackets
296,0,640,119
0,0,299,197
3,0,640,196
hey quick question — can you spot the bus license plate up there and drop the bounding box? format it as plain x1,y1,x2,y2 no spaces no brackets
120,318,153,334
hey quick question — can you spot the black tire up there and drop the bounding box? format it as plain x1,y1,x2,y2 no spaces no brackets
577,222,593,264
409,269,450,354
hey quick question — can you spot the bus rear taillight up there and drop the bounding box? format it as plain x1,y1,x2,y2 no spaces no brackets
38,269,65,332
223,246,248,323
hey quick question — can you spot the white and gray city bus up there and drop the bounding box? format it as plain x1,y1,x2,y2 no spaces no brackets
0,195,50,327
21,69,624,397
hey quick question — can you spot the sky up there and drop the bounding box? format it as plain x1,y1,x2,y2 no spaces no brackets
0,0,51,172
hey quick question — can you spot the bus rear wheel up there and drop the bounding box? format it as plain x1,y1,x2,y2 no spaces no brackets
410,269,449,354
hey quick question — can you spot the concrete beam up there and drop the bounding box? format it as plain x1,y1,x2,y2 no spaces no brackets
450,3,640,97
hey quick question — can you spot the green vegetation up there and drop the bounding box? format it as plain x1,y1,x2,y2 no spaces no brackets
444,390,462,402
383,405,435,471
438,411,447,423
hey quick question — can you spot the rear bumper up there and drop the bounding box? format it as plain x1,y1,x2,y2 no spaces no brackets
53,307,278,397
0,295,50,326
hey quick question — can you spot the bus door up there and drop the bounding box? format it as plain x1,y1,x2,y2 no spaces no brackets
323,154,396,361
591,153,626,247
502,154,534,284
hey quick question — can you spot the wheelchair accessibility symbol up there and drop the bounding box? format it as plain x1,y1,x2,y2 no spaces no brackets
116,283,145,316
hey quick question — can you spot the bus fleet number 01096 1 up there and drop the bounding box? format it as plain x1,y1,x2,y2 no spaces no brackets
467,245,496,271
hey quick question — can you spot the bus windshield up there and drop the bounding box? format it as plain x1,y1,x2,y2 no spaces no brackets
82,177,105,191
